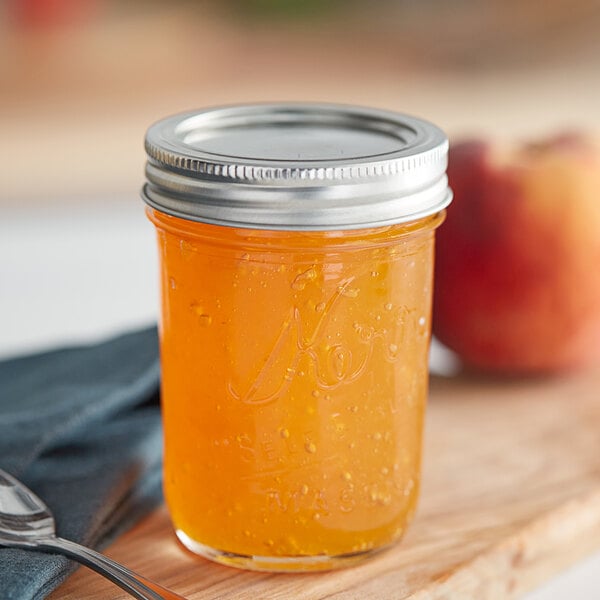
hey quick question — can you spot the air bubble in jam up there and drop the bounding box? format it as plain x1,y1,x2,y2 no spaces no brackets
191,303,212,326
305,442,317,454
292,267,317,290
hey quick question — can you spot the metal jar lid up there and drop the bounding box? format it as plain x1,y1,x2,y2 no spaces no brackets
142,103,452,231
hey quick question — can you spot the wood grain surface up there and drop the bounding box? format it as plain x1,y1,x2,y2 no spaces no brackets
51,370,600,599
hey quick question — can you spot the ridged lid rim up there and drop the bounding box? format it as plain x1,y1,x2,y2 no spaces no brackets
142,103,451,230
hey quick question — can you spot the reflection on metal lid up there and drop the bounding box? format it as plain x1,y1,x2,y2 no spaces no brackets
142,103,451,230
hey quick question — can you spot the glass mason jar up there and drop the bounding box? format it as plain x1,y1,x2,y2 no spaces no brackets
142,104,451,572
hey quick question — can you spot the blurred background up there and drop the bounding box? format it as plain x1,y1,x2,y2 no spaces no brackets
2,0,600,203
0,0,599,345
1,1,600,353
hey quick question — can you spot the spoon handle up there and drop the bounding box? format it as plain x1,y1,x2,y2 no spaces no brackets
36,536,187,600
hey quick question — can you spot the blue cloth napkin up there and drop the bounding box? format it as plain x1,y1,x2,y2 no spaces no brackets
0,327,162,600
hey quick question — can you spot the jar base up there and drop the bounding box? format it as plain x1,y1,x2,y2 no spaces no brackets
176,529,387,572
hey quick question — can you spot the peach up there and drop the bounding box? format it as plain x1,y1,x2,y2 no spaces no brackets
433,134,600,374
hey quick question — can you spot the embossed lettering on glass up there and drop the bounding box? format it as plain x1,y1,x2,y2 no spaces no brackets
143,104,452,571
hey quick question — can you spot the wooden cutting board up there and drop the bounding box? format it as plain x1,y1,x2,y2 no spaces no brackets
51,369,600,599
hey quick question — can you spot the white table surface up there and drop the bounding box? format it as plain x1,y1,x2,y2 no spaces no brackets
1,198,599,599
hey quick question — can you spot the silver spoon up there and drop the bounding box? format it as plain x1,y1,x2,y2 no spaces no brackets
0,468,186,600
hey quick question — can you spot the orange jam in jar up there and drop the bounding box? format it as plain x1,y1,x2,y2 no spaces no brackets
143,104,451,571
